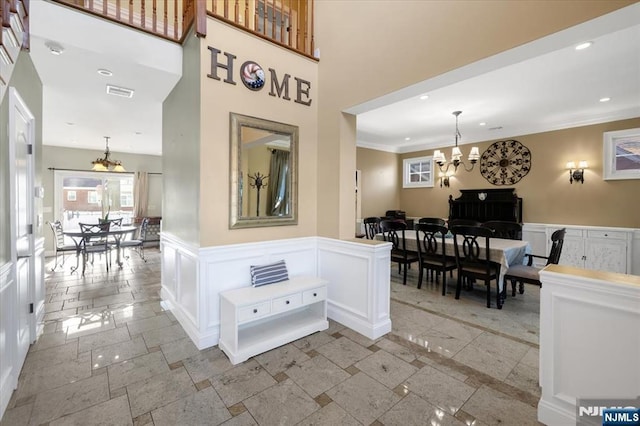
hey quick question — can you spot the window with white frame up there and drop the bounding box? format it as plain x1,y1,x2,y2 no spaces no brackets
403,156,434,188
67,190,76,201
88,191,100,204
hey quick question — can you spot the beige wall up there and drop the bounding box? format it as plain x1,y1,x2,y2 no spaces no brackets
198,18,318,246
315,0,635,239
356,148,400,219
381,117,640,228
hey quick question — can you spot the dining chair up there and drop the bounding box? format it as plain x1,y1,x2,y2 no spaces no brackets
363,217,382,239
448,219,481,228
120,217,149,262
415,223,456,295
482,220,523,240
79,223,112,275
380,219,419,285
47,221,77,271
418,217,446,226
504,228,566,296
450,225,501,308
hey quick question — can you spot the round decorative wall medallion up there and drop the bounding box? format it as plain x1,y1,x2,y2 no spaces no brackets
240,61,266,90
479,139,532,185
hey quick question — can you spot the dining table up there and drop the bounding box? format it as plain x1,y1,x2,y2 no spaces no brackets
375,231,531,294
63,225,138,273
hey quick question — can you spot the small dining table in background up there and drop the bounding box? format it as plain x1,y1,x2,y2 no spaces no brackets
63,225,138,273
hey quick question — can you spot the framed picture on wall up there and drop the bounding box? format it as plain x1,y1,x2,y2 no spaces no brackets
603,128,640,180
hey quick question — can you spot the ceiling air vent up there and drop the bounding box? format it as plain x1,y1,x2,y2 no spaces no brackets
106,84,134,98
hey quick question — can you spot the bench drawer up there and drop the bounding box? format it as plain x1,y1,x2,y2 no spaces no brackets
272,293,303,313
238,301,271,323
303,287,326,304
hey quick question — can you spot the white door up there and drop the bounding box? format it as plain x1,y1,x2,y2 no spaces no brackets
9,88,35,364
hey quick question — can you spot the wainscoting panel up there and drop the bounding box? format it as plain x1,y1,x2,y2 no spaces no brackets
538,265,640,425
0,262,17,420
318,238,392,339
161,235,392,350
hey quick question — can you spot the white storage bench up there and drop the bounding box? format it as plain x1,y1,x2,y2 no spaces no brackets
219,276,329,365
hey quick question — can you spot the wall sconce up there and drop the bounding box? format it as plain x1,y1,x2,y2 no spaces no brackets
439,171,454,188
566,161,587,184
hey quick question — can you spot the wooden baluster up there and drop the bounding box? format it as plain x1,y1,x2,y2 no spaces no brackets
128,0,133,25
195,0,206,37
87,0,93,12
102,0,107,15
244,0,249,29
173,0,177,39
262,0,266,35
234,0,238,23
141,0,145,28
21,0,29,50
309,0,314,56
296,0,300,49
152,0,156,33
271,0,275,39
115,0,121,20
223,0,228,19
287,0,291,47
1,0,8,29
163,0,168,36
212,0,216,16
279,0,284,43
254,1,258,32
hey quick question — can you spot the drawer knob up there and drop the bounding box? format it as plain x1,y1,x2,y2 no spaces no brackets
286,300,290,305
313,293,317,297
253,308,258,314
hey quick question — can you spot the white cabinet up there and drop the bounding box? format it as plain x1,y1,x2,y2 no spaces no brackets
556,227,630,274
219,276,328,365
523,224,635,274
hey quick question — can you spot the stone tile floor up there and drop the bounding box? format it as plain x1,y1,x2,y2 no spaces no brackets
1,250,542,425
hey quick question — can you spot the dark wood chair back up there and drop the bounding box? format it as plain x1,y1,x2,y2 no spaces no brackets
418,217,446,226
363,217,381,239
415,223,455,294
546,228,566,265
450,225,500,308
380,219,419,285
448,219,481,228
482,220,522,240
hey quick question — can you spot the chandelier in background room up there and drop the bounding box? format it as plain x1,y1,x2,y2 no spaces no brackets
433,111,479,173
91,136,125,172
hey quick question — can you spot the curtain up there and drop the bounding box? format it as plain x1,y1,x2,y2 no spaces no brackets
133,171,149,219
266,150,289,216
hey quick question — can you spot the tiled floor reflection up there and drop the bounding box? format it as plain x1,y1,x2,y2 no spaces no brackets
1,251,543,425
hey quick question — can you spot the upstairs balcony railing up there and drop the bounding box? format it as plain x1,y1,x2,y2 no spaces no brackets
53,0,316,59
54,0,196,43
205,0,315,59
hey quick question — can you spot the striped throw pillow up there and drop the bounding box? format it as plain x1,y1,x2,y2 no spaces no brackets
250,260,289,287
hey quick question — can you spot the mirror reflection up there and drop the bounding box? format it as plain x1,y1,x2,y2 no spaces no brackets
230,113,298,228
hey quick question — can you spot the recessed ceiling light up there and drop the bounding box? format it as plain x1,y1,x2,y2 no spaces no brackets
599,97,611,102
479,122,486,126
66,122,74,126
489,126,503,131
405,137,411,141
97,69,113,76
419,95,429,100
575,41,593,50
135,131,142,135
45,41,64,55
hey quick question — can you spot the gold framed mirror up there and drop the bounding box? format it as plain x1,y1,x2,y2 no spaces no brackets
229,113,298,228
